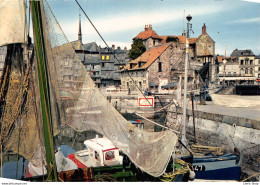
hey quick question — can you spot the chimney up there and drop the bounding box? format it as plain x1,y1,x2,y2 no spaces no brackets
182,30,186,36
145,25,148,31
124,46,127,52
99,46,101,59
202,23,206,35
148,24,152,30
112,44,115,50
117,46,121,50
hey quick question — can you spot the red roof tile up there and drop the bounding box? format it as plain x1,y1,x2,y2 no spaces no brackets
217,56,237,63
123,44,171,71
135,29,162,40
160,35,197,44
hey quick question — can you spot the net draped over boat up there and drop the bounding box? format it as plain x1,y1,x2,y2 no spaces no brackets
41,1,177,177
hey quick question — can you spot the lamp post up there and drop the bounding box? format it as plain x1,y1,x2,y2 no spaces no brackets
223,58,227,87
181,14,192,148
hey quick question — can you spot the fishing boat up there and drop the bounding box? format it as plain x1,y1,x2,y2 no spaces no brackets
67,137,123,168
0,0,192,182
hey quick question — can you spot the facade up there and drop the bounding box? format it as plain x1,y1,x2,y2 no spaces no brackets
121,44,172,93
231,49,255,84
217,56,240,85
71,16,130,88
216,49,257,85
131,23,215,88
0,46,7,77
254,55,260,84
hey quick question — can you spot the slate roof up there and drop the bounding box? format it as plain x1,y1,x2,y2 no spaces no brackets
230,49,255,58
84,42,99,52
123,44,171,71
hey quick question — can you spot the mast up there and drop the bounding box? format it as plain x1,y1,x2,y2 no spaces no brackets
30,1,57,181
181,14,192,150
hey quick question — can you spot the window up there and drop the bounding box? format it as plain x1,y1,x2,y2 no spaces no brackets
106,55,110,60
258,60,260,65
250,68,253,74
240,60,244,65
250,60,253,65
245,68,248,74
105,151,115,161
102,55,105,60
153,40,156,46
233,72,236,76
258,67,260,71
102,63,105,67
158,62,162,72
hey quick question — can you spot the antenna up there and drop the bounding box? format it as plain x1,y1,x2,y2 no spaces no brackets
183,10,185,33
225,45,227,57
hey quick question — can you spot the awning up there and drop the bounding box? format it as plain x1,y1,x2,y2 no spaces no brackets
149,82,155,87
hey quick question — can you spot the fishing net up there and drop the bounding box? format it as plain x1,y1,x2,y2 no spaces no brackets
40,0,178,177
0,44,41,160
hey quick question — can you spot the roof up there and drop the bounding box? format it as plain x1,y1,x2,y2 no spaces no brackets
230,49,255,57
199,50,213,56
84,137,117,152
160,35,197,44
70,40,85,51
135,29,162,40
217,56,237,63
84,42,99,52
123,44,171,71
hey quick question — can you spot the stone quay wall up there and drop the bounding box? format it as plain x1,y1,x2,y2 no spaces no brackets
167,106,260,181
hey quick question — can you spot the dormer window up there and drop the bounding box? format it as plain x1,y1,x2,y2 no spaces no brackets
138,61,146,68
130,63,137,69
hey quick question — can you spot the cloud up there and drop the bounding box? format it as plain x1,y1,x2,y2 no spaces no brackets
242,0,260,3
58,4,229,42
229,17,260,24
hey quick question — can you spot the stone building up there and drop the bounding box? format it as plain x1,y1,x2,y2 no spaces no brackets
231,49,255,84
130,23,215,89
217,56,239,85
255,55,260,84
0,46,7,77
70,15,130,88
121,44,172,93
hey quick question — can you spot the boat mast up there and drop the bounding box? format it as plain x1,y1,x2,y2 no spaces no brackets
181,14,192,150
30,1,57,181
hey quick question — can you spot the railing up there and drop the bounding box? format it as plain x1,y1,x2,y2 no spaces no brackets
218,73,253,77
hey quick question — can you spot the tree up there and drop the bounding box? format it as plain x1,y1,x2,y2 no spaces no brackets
129,39,146,60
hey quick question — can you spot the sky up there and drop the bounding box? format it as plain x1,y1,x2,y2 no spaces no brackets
46,0,260,56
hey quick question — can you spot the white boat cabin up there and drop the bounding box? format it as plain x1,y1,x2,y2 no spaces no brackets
74,137,123,167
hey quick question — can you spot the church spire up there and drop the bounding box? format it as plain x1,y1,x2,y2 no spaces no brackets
78,11,82,42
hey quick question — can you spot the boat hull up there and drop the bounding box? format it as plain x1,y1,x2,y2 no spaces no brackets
192,154,241,180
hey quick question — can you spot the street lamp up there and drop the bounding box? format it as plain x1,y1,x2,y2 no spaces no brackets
186,14,192,38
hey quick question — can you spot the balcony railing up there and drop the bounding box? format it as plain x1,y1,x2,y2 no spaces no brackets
218,73,254,77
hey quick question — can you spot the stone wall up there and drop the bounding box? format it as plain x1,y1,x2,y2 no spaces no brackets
167,106,260,181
